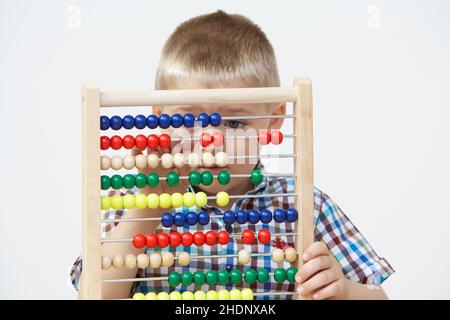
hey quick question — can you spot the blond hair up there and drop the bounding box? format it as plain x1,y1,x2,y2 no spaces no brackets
155,10,280,89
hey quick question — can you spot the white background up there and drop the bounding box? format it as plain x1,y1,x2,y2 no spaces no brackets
1,0,449,299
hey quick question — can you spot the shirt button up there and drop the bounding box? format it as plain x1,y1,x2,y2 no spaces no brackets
226,264,233,271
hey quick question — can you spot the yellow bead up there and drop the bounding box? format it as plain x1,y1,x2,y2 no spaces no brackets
195,192,208,207
206,290,219,300
123,194,136,209
216,191,229,207
145,292,158,300
181,291,195,300
241,288,254,300
132,292,146,300
135,194,147,209
169,291,182,300
218,289,230,300
111,195,123,210
159,193,172,209
171,193,184,208
157,292,170,300
183,192,196,208
229,289,242,300
147,193,159,209
101,196,111,210
194,290,207,300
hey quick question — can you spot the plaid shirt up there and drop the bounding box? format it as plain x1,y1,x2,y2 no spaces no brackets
70,163,394,299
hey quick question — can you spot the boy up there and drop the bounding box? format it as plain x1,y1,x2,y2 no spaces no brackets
71,10,394,300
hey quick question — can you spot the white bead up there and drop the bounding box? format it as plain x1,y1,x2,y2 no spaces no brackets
112,254,124,268
147,153,160,168
161,153,174,169
272,248,285,263
237,249,250,265
101,256,112,269
178,252,190,267
188,153,201,168
215,152,228,167
123,155,135,169
161,252,175,267
173,153,185,168
110,156,123,170
124,254,137,269
202,152,215,167
149,253,162,268
137,253,150,269
135,154,147,169
100,156,111,170
284,247,298,263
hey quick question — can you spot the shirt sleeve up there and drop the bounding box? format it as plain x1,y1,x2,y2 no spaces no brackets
313,188,395,285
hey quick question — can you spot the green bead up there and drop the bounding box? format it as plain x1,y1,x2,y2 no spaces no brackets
168,272,181,287
205,270,218,285
250,169,263,185
217,170,230,185
273,268,287,283
244,269,257,284
181,271,193,286
201,171,213,186
257,268,270,283
229,270,243,285
110,174,123,189
123,174,135,189
166,171,179,187
189,171,201,186
147,173,159,188
217,270,229,285
286,267,298,283
100,175,111,190
135,173,147,188
193,271,206,286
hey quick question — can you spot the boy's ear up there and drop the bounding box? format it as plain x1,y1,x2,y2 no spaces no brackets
268,103,286,130
152,106,162,116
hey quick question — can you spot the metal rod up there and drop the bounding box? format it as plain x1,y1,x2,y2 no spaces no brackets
207,192,296,200
253,291,296,296
170,134,295,142
221,115,294,120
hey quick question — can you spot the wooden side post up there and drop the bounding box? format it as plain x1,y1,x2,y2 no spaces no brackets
293,78,314,299
80,83,102,299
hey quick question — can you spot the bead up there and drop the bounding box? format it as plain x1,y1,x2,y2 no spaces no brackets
173,153,185,168
259,209,272,223
159,133,171,149
181,271,193,286
161,153,173,169
241,288,254,300
173,212,185,227
146,292,158,300
166,171,179,187
100,136,110,150
171,193,183,208
197,112,210,127
206,270,218,285
217,270,229,285
212,132,224,147
185,211,198,225
229,289,242,300
286,267,298,283
238,249,251,265
159,193,172,208
159,114,171,129
102,256,112,269
200,132,213,148
169,231,181,247
111,195,123,209
201,171,213,185
134,194,147,209
149,252,162,268
123,194,136,209
134,114,147,129
168,272,180,286
193,271,206,285
110,156,123,170
181,232,194,247
247,210,260,224
132,233,146,249
218,289,230,300
284,247,298,263
132,293,145,300
206,290,219,300
188,171,201,186
193,231,205,246
271,129,283,145
100,156,111,170
242,229,255,245
198,211,210,225
137,253,150,269
157,233,170,248
147,114,159,129
181,291,194,300
123,155,135,169
236,210,248,224
257,268,270,283
100,116,110,130
205,231,217,246
258,229,271,244
135,135,147,150
223,210,235,225
161,252,175,267
110,135,122,150
210,112,222,127
110,174,123,189
178,252,190,266
146,233,158,248
122,115,134,129
101,196,111,210
195,192,208,207
135,173,147,188
147,134,159,150
202,152,215,167
101,175,111,190
183,113,195,127
110,115,122,130
229,270,243,285
171,113,184,128
194,290,207,300
147,193,160,209
217,230,230,245
183,192,196,207
216,191,229,207
215,151,228,167
258,129,271,145
112,254,124,268
217,170,230,185
147,154,159,168
286,208,298,222
147,173,159,188
250,169,263,185
188,153,201,168
157,292,170,300
123,174,135,189
244,268,257,284
274,268,287,283
274,209,287,223
272,248,285,263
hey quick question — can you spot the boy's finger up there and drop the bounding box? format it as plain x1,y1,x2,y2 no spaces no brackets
297,269,337,297
311,280,343,300
296,256,332,283
302,241,329,262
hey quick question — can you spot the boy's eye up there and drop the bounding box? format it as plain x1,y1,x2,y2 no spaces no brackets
225,120,245,129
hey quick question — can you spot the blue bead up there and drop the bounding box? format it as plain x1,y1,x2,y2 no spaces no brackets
147,115,159,129
286,208,298,222
171,114,184,128
247,210,260,224
183,113,195,128
161,213,174,228
223,210,235,225
274,209,287,223
185,211,198,225
174,212,185,227
235,210,248,224
100,116,110,130
134,115,147,129
259,209,272,223
197,112,210,127
122,115,135,129
198,211,210,225
210,113,222,127
110,116,122,130
159,114,171,129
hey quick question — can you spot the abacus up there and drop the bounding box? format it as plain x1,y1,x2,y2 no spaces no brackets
81,78,314,299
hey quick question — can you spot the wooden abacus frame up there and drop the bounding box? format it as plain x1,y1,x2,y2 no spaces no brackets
80,77,314,299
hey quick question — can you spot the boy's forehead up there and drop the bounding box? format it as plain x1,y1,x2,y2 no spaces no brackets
173,104,262,115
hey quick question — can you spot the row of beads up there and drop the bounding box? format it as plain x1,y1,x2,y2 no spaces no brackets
222,208,298,225
132,288,254,300
100,134,172,151
101,112,222,131
100,191,230,210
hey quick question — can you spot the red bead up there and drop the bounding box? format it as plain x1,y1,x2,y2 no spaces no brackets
270,130,283,145
110,135,123,150
258,130,271,145
147,134,159,150
145,233,158,248
122,135,135,149
159,134,171,149
157,232,170,248
200,132,213,148
205,231,217,246
217,230,230,245
193,231,205,246
169,231,181,247
135,134,147,150
181,232,194,247
212,132,224,147
258,229,271,244
132,233,146,249
242,229,255,245
100,136,110,150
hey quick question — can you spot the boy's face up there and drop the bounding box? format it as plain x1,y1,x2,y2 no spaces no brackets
154,80,285,195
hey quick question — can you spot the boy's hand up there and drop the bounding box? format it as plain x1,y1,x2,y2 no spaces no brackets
296,241,348,300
